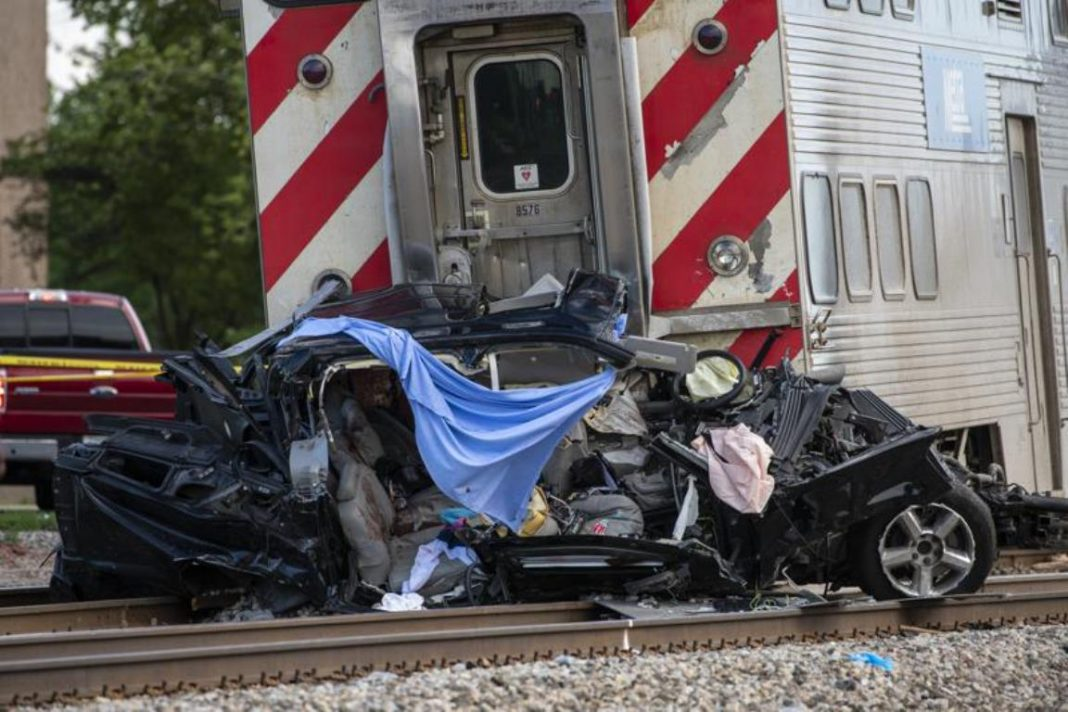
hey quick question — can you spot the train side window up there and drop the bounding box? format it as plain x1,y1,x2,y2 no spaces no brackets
802,174,839,305
1054,0,1068,42
891,0,916,20
825,0,850,9
906,179,939,299
839,179,873,302
859,0,885,15
874,181,907,300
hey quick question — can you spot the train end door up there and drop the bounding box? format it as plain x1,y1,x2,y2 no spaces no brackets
377,1,646,331
421,28,594,298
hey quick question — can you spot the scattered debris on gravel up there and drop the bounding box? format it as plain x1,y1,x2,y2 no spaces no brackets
993,553,1068,576
1032,555,1068,573
30,623,1068,711
0,530,58,588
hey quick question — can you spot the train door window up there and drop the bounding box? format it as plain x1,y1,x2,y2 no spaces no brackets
859,0,885,15
839,178,873,301
874,180,907,300
906,179,939,299
891,0,916,20
825,0,850,9
470,54,572,197
1054,0,1068,42
802,174,839,304
27,305,71,347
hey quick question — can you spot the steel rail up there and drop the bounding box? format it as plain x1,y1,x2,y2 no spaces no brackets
0,600,597,659
982,572,1068,594
3,588,1068,704
0,597,190,636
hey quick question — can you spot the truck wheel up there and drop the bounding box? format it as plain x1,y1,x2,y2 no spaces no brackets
34,479,55,511
853,483,995,600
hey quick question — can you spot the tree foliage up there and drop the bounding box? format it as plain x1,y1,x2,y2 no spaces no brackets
1,0,263,349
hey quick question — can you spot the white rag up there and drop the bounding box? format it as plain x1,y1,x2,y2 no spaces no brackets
671,475,699,540
692,424,775,514
373,592,425,612
402,539,478,594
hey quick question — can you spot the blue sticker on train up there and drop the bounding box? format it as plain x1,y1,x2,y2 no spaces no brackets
921,47,990,152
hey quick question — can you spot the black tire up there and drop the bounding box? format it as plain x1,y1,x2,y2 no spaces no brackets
853,483,996,600
34,478,55,511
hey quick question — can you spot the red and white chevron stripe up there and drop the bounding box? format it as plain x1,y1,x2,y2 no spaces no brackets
243,1,389,324
629,0,803,364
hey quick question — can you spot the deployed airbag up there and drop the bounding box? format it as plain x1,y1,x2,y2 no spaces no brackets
283,317,616,529
693,424,775,514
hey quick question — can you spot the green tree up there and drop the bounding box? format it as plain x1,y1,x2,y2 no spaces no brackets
1,0,263,349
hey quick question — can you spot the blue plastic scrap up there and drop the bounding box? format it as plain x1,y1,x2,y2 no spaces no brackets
848,652,894,672
281,316,616,530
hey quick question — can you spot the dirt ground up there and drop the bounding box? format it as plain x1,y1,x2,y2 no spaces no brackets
0,530,58,588
0,496,59,588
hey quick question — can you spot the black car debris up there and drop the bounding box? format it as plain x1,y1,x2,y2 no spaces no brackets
47,272,1064,612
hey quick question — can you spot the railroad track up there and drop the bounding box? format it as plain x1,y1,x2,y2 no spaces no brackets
3,574,1068,704
3,572,1065,637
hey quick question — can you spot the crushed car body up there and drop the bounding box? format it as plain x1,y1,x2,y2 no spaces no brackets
51,272,1001,611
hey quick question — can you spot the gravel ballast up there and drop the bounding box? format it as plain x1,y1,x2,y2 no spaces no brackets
31,622,1068,711
0,530,58,588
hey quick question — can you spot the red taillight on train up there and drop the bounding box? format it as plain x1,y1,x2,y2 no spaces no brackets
0,368,6,415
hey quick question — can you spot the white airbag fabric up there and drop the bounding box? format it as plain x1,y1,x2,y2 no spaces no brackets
686,357,741,401
692,424,774,514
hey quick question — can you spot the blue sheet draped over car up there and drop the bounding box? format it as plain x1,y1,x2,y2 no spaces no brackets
282,316,616,529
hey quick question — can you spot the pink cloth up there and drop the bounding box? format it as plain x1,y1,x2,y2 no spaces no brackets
692,424,774,514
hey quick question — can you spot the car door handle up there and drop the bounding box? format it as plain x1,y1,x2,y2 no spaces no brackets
89,385,119,399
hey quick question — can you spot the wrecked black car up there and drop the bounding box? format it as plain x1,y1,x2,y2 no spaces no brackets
50,272,998,611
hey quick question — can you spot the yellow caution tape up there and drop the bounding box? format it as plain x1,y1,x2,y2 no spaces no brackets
0,354,163,372
7,371,163,385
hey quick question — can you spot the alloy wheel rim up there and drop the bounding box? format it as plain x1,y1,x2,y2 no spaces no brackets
877,502,976,597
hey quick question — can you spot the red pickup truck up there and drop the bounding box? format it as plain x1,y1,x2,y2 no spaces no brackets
0,289,175,508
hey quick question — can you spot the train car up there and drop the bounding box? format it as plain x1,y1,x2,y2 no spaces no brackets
231,0,1068,493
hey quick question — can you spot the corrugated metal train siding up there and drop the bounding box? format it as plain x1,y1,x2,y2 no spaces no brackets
816,308,1026,427
783,13,1010,162
780,0,1043,486
1038,41,1068,172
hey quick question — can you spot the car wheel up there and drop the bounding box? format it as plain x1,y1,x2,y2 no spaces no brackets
854,484,996,600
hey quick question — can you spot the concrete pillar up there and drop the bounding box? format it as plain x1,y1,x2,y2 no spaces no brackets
0,0,47,288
